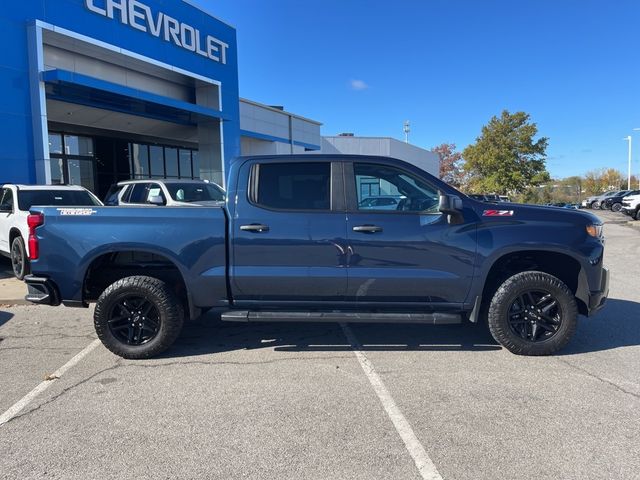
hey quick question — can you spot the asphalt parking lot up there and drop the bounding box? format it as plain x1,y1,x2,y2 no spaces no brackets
1,210,639,480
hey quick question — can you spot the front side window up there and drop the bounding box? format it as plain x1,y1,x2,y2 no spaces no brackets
253,162,331,211
354,163,440,213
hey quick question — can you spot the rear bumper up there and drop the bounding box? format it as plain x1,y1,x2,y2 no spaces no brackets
24,275,61,306
587,267,609,315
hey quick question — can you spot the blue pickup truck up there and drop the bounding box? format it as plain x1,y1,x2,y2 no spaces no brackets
24,155,609,358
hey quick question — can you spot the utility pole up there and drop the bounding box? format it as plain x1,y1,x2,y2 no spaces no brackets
624,136,632,190
403,120,410,144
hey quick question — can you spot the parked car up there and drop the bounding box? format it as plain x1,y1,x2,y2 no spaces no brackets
621,193,640,220
24,155,608,359
0,184,102,279
583,190,619,209
601,190,640,212
104,179,225,206
358,195,405,210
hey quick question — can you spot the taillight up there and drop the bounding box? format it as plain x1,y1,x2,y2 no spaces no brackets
27,213,44,260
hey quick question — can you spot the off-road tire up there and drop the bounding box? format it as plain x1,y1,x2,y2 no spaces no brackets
94,276,184,359
10,236,29,280
487,271,578,356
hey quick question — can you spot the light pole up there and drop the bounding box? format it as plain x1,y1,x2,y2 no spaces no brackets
633,128,640,189
403,121,410,144
624,135,632,190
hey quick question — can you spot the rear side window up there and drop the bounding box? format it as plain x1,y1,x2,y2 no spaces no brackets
252,162,331,211
0,188,14,211
18,190,100,210
127,184,150,204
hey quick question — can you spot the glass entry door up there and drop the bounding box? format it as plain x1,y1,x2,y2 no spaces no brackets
48,133,96,192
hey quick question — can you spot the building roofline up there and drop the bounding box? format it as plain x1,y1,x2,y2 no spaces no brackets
240,98,323,126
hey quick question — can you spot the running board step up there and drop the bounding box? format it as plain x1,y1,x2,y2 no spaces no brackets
221,310,461,325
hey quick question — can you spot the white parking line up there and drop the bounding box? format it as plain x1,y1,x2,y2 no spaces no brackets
0,339,101,426
340,323,443,480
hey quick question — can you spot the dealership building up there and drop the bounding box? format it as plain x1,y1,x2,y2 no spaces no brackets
2,0,322,198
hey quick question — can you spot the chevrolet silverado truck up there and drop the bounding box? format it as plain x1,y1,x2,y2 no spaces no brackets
23,155,609,359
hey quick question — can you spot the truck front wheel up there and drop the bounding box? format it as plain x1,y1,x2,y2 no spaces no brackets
487,271,577,356
94,276,184,359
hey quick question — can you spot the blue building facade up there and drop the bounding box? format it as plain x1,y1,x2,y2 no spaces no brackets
2,0,241,197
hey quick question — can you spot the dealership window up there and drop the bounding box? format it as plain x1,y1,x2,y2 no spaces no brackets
48,133,95,192
131,144,149,178
165,148,179,177
129,143,198,180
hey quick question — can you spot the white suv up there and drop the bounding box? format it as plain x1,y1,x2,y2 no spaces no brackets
104,179,225,207
621,193,640,220
0,184,102,279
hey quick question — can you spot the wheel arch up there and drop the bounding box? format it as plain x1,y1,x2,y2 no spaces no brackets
9,227,22,244
82,249,196,320
478,249,588,316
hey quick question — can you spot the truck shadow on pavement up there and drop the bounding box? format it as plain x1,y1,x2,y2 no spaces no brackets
163,316,502,359
0,257,13,279
0,310,14,328
560,298,640,355
162,297,640,358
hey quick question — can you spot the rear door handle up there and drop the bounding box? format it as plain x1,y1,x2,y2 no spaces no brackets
352,225,383,233
240,223,270,233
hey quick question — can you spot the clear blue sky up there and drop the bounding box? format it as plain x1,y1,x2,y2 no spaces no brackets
199,0,640,179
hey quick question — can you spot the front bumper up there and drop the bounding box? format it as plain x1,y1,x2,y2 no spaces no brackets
24,275,61,306
587,267,609,315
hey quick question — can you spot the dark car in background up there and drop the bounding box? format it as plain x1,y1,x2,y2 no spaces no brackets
601,190,640,212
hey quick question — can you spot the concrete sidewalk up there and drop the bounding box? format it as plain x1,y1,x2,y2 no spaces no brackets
0,258,27,305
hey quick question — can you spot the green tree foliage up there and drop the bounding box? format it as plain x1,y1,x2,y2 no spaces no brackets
432,143,465,188
463,110,550,195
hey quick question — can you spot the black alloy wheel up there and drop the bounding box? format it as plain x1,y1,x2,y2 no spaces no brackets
507,290,562,343
487,271,578,355
94,276,184,359
107,295,161,346
10,236,28,280
611,202,622,213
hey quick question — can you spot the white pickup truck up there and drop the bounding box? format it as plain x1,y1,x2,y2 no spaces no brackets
0,184,102,279
621,193,640,220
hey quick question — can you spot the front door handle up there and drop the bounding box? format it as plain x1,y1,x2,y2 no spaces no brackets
240,223,270,233
352,225,383,233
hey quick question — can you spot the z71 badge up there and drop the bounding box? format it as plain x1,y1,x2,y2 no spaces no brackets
56,208,97,216
483,210,514,217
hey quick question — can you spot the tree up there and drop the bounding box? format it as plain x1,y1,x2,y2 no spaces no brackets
583,168,624,195
463,110,550,194
432,143,465,187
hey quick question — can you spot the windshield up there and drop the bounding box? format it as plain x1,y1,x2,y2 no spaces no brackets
18,190,101,210
165,183,225,203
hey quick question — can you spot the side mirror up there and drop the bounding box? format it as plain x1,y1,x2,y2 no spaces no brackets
148,195,165,206
438,193,464,224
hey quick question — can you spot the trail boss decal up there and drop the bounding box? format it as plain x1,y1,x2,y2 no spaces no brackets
57,208,97,216
483,210,514,217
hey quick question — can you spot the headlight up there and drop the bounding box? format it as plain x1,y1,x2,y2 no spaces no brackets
586,224,604,238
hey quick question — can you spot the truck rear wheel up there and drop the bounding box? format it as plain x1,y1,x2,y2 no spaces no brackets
94,276,184,359
487,271,577,356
